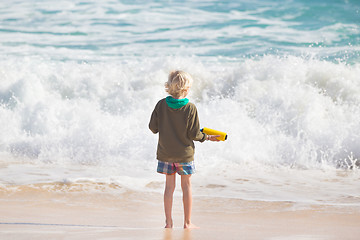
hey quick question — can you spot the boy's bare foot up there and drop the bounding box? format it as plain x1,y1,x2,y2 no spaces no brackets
184,222,199,229
165,220,173,228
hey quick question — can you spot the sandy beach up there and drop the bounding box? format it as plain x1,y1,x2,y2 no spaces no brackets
1,188,359,240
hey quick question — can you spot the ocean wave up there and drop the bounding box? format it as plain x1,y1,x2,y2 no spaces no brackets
0,56,359,170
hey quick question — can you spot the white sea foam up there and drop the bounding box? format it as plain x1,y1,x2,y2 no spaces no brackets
0,55,359,204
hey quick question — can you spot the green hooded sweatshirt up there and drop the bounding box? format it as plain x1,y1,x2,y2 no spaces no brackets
149,97,207,163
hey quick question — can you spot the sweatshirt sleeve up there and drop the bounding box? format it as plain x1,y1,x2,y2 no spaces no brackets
149,104,159,134
187,104,206,142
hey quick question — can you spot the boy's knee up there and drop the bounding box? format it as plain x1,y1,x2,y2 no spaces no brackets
182,182,190,188
181,180,191,191
165,185,175,195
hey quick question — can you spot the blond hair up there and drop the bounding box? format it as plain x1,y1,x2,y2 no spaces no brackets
165,70,193,98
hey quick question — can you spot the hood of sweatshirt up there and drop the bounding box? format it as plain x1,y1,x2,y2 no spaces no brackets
165,96,189,109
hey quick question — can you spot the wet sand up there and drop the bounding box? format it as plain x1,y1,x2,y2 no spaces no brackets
1,190,360,240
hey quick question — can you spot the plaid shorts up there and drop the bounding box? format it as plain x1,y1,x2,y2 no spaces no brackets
157,161,195,175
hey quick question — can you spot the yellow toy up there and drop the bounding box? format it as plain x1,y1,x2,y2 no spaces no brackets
201,127,228,141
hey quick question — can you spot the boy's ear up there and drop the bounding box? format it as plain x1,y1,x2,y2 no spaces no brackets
184,88,190,96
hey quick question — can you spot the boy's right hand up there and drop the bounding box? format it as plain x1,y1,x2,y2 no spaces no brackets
208,135,221,142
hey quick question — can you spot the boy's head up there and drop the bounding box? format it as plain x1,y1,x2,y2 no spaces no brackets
165,70,193,99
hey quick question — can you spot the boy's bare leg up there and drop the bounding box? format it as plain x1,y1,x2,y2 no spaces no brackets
181,174,199,229
164,174,176,228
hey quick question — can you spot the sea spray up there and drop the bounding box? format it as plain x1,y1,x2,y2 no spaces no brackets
1,56,359,170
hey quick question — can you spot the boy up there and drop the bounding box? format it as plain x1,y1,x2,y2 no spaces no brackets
149,70,219,229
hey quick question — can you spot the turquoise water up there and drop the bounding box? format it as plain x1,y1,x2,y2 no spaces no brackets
0,0,359,204
0,0,359,62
